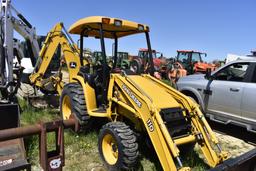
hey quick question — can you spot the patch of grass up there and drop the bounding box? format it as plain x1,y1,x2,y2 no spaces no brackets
181,146,209,171
19,98,104,170
19,98,59,126
162,79,177,89
19,98,60,166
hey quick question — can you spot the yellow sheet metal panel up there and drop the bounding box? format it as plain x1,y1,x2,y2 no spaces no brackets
69,16,149,38
127,75,180,109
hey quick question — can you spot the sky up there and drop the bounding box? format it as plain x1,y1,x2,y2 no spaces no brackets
12,0,255,61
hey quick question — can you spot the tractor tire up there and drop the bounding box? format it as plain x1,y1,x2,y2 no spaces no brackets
98,122,139,170
130,59,141,74
60,83,90,125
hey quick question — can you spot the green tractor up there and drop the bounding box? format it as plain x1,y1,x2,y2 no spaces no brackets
92,51,130,69
115,52,130,69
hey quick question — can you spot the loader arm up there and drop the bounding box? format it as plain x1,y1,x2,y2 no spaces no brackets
108,73,228,170
144,75,228,167
29,23,87,95
111,74,180,171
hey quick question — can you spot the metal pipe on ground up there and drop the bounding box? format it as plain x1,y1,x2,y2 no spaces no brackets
0,118,77,142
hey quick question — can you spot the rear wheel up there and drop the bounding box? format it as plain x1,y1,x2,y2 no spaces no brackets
98,122,139,170
130,60,141,74
60,83,90,125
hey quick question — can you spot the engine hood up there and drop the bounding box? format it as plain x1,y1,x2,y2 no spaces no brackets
178,74,205,81
126,75,181,109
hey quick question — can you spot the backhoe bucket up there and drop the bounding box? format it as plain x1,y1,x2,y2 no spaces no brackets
0,104,30,170
209,148,256,171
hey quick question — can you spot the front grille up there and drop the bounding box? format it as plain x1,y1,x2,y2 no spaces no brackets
160,108,191,138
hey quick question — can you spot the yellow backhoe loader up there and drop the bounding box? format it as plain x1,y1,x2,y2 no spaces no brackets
29,16,230,171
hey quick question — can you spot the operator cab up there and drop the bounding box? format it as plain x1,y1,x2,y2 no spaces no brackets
138,48,162,59
69,16,154,106
177,50,205,63
177,50,206,73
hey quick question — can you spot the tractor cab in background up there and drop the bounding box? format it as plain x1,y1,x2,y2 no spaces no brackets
138,48,163,69
92,51,130,70
130,48,169,78
115,52,130,69
176,50,216,74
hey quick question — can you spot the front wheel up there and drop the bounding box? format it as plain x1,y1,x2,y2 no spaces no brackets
98,122,139,170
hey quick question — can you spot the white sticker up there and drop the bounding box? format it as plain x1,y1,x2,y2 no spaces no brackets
49,158,61,169
122,84,142,108
147,119,154,132
0,159,13,167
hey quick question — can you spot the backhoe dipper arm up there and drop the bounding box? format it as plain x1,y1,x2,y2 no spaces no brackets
11,14,39,66
29,23,87,95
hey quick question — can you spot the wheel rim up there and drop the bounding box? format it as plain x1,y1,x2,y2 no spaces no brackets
102,134,118,165
62,95,72,120
130,64,138,73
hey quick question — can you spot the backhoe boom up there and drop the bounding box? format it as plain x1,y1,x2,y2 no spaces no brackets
30,23,87,95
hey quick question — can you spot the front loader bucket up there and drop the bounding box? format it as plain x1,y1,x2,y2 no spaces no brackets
209,148,256,171
0,104,30,170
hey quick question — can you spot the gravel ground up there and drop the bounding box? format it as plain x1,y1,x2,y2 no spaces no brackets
216,132,255,158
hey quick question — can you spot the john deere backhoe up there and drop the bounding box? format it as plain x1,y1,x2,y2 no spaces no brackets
29,16,256,171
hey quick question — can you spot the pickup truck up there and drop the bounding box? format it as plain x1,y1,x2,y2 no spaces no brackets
177,59,256,132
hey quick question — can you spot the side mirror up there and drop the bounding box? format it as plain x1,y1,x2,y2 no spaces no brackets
205,68,212,80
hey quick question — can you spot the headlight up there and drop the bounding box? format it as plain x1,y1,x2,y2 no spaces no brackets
138,24,144,31
102,18,110,24
114,20,122,27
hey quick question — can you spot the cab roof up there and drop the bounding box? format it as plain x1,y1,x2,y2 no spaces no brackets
139,48,156,52
69,16,149,39
177,50,204,53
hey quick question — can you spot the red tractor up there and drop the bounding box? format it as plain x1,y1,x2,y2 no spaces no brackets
176,50,216,73
166,50,216,85
130,48,168,78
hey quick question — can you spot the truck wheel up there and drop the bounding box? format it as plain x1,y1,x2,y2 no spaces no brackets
98,122,139,170
60,83,90,125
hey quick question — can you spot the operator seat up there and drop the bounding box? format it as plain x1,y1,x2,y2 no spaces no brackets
78,65,110,106
111,68,136,75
